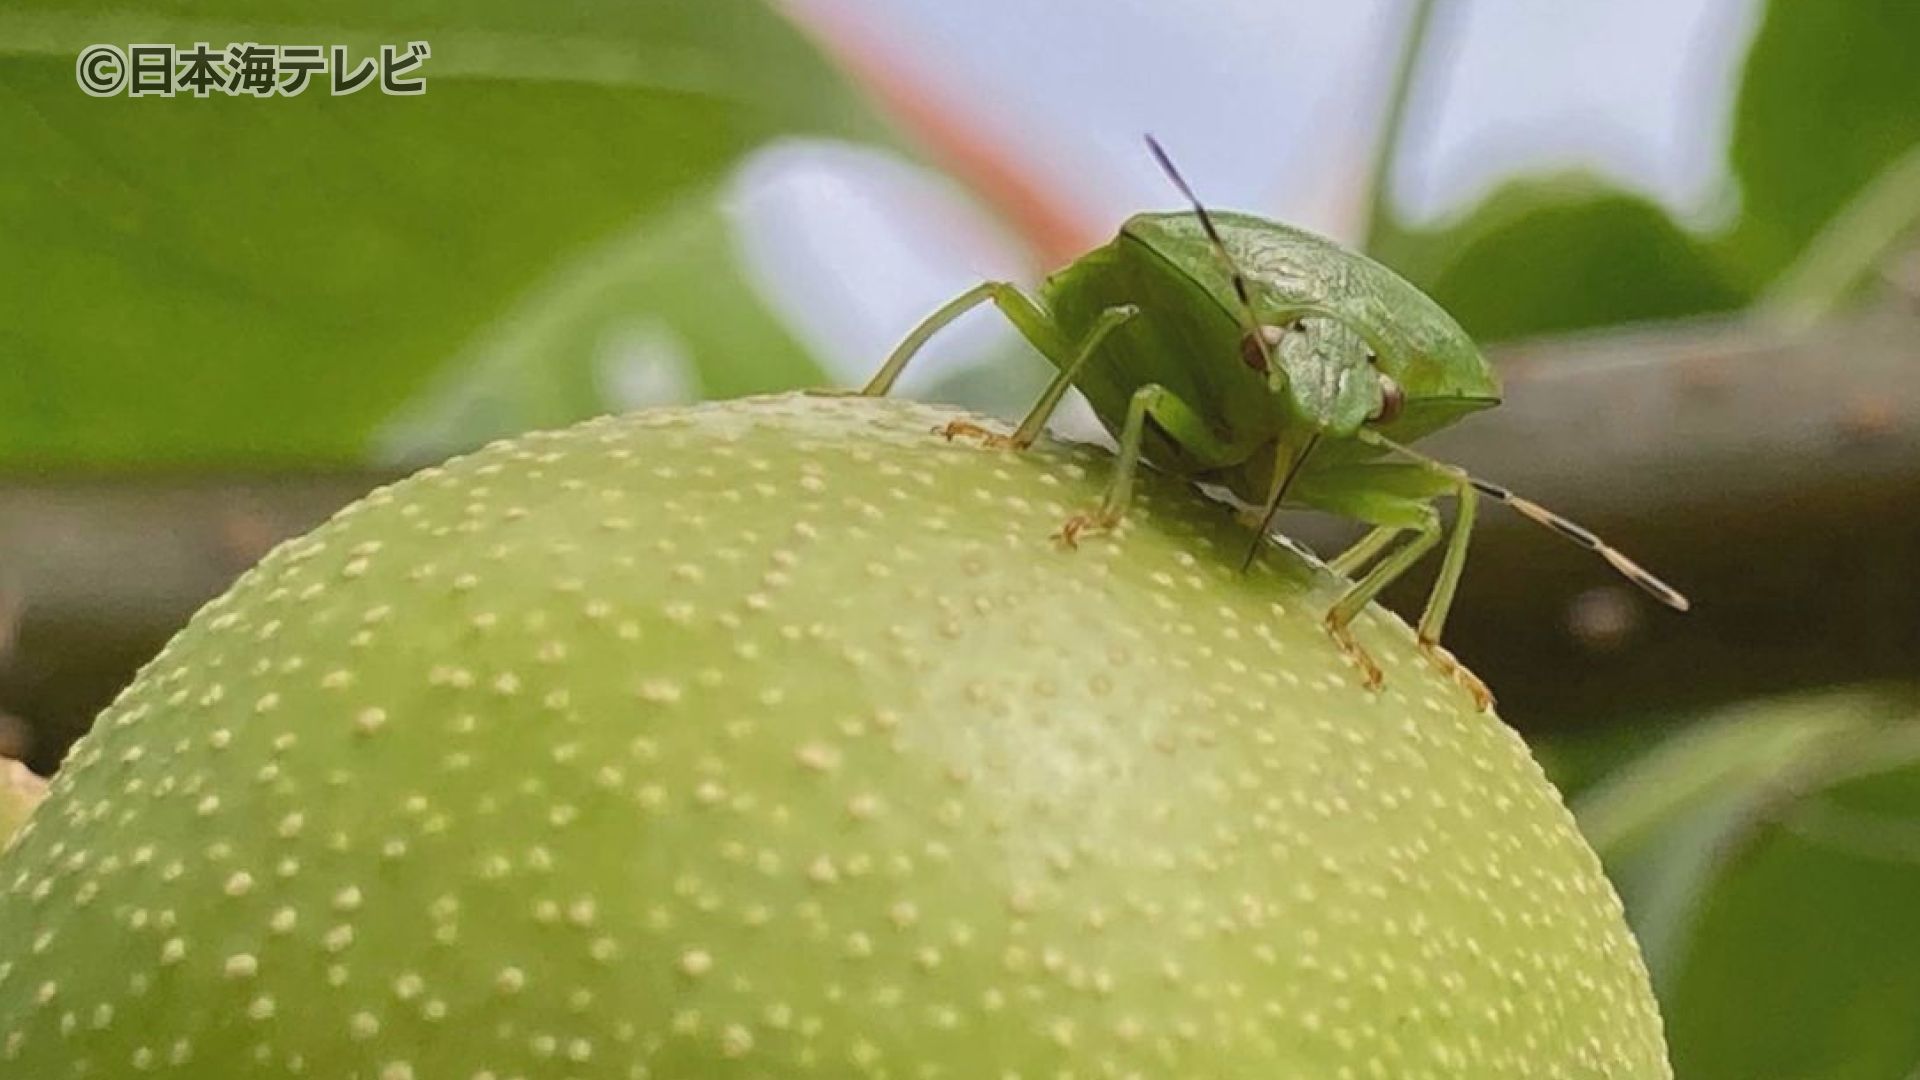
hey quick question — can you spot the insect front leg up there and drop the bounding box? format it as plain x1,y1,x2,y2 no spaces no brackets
1290,463,1490,704
1327,525,1403,578
1058,384,1248,547
1317,470,1489,707
1416,474,1476,647
1322,509,1441,694
1412,476,1492,709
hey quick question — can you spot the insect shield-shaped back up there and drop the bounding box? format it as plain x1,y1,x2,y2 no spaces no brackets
1119,208,1502,442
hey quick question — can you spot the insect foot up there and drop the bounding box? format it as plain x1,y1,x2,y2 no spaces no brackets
1324,613,1386,691
935,419,1016,448
1419,638,1495,711
1054,511,1118,549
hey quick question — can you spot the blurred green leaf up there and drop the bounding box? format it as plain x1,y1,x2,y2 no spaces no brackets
1759,141,1920,327
372,193,823,461
1577,687,1920,1079
1576,691,1884,981
1727,0,1920,288
1380,175,1746,343
0,0,881,468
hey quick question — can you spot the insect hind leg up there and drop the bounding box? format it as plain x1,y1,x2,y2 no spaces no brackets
861,281,1065,399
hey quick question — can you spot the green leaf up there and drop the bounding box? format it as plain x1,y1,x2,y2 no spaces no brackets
372,192,825,462
1726,0,1920,287
1757,138,1920,327
1577,688,1920,1079
0,1,882,468
1381,175,1746,343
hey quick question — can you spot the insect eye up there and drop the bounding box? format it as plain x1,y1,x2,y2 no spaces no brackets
1372,373,1405,424
1239,325,1286,372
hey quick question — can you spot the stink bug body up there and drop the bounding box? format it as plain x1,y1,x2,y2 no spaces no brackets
861,137,1686,705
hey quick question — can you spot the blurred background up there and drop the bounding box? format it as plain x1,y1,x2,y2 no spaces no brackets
3,0,1918,1074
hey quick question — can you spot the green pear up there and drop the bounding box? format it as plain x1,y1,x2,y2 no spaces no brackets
0,393,1668,1078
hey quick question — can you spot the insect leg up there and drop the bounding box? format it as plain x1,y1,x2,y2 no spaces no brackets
1328,525,1404,578
862,283,994,396
863,282,1068,397
1007,305,1140,447
1322,510,1443,690
1416,475,1477,646
1413,476,1493,709
1057,383,1247,546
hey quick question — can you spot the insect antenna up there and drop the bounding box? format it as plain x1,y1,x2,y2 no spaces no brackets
1358,431,1689,611
1465,478,1690,610
1144,134,1277,372
1242,435,1320,571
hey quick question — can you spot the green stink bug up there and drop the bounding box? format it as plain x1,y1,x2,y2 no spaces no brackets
861,136,1686,705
